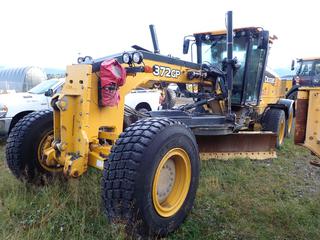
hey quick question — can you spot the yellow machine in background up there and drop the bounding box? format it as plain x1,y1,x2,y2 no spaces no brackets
6,12,301,238
291,57,320,87
286,57,320,101
260,68,292,109
259,67,294,140
295,87,320,160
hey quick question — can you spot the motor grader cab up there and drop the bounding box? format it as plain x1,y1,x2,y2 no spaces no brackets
191,27,269,107
5,12,295,237
287,57,320,101
184,26,294,147
291,57,320,87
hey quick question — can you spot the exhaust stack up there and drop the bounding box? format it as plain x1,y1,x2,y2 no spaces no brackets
226,11,233,116
149,24,160,54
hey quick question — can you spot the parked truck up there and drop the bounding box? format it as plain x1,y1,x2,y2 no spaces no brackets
0,78,161,136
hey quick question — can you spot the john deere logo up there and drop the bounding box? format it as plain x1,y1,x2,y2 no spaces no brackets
264,76,275,85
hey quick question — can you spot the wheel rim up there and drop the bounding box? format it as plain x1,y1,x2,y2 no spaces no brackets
279,118,285,145
37,130,62,172
152,148,191,218
287,111,294,135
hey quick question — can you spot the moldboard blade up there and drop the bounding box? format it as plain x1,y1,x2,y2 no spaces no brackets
197,131,277,160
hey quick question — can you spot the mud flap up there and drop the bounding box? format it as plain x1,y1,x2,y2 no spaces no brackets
197,131,277,160
294,94,308,144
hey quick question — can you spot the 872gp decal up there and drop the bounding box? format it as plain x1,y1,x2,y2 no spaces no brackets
153,65,181,78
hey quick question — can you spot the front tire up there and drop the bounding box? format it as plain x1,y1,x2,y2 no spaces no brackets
6,110,62,183
102,118,200,237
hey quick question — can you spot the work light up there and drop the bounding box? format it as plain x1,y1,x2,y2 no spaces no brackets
84,56,93,63
77,57,84,64
132,52,144,64
122,52,132,64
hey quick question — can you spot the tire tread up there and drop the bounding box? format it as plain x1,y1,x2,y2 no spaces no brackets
102,117,195,233
6,110,53,181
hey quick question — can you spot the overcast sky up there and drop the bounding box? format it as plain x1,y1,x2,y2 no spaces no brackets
0,0,318,70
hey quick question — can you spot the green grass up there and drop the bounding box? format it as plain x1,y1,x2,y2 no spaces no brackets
1,139,320,240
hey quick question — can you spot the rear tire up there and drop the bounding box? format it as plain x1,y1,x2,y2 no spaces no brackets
263,108,286,149
137,108,149,113
6,110,62,184
163,88,176,109
102,118,200,237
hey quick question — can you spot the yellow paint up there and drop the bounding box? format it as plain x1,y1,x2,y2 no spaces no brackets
287,110,294,136
297,89,309,99
278,117,285,145
152,148,191,217
44,60,203,177
194,27,263,36
300,88,320,158
99,131,119,141
258,76,292,115
200,151,276,160
42,53,287,177
37,130,63,172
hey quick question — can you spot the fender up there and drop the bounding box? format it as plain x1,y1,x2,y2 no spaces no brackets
285,85,300,99
277,98,295,117
264,98,294,120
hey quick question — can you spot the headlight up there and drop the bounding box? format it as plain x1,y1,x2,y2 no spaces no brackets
132,51,144,64
84,56,93,63
0,105,8,118
77,56,93,64
77,56,84,64
122,52,132,64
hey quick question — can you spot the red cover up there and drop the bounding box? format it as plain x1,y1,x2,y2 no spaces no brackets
99,59,126,107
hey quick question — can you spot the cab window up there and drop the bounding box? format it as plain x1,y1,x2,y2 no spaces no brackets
297,61,314,76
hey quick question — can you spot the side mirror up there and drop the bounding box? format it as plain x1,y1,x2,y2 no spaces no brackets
44,89,54,97
183,39,190,54
291,59,295,71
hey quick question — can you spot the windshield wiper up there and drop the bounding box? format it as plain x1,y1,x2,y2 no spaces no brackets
204,36,224,54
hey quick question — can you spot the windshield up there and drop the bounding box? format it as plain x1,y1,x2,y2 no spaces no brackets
201,35,248,104
296,60,320,77
28,79,59,94
296,60,314,76
200,32,268,105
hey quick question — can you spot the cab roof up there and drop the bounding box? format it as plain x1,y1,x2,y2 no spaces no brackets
194,27,263,36
298,57,320,61
194,27,277,43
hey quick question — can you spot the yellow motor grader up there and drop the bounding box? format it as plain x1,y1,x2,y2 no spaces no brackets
6,12,302,237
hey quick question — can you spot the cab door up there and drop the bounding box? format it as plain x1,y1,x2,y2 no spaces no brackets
241,31,269,106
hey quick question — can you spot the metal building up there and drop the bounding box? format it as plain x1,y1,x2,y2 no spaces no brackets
0,66,47,93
